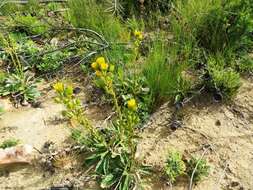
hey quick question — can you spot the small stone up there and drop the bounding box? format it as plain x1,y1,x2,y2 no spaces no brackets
73,87,81,94
231,181,240,187
215,120,221,126
21,100,29,106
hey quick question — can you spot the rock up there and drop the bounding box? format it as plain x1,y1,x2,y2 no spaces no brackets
231,181,240,187
73,87,81,94
0,145,34,167
21,100,29,107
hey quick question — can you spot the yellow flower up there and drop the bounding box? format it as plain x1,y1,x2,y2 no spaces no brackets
91,62,99,70
138,33,143,40
134,30,141,37
134,30,143,40
95,70,102,77
53,82,64,92
100,62,109,71
96,57,106,65
127,99,137,111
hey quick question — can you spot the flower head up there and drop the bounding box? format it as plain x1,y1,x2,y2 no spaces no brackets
100,62,109,71
91,62,99,70
96,57,106,65
127,98,137,111
53,82,64,93
134,30,143,40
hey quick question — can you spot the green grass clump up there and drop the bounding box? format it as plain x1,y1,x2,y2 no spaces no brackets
0,139,19,149
171,0,253,56
165,151,186,183
68,0,129,41
186,157,210,183
143,38,191,106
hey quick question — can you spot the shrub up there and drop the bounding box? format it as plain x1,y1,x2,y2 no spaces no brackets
165,151,186,183
207,57,241,99
196,0,253,54
186,157,210,183
170,0,253,64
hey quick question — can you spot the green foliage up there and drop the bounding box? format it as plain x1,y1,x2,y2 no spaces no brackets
0,1,20,16
171,0,253,62
36,50,69,74
0,139,19,149
68,0,129,41
207,57,241,99
7,14,48,36
165,151,186,183
143,39,191,105
114,74,152,122
0,72,40,103
186,157,210,183
54,83,149,190
234,55,253,73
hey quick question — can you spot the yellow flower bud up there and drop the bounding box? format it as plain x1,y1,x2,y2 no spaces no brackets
100,62,109,71
91,62,99,70
53,82,64,93
127,99,137,111
95,70,102,77
138,33,143,40
96,57,106,65
134,30,141,37
134,30,143,40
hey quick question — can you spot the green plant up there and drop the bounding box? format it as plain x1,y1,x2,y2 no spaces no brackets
7,13,48,36
234,55,253,73
186,157,210,183
68,0,129,41
0,139,19,149
143,39,191,106
54,83,149,190
165,151,186,183
207,57,241,99
114,73,152,122
0,72,40,103
36,51,68,73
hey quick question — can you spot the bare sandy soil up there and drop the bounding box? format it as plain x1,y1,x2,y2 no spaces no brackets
138,78,253,190
0,78,252,190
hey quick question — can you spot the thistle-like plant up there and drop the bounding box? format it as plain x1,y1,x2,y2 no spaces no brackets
165,151,186,183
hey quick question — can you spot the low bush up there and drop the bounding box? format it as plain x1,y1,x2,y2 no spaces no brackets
207,57,241,99
186,156,210,183
165,151,186,183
